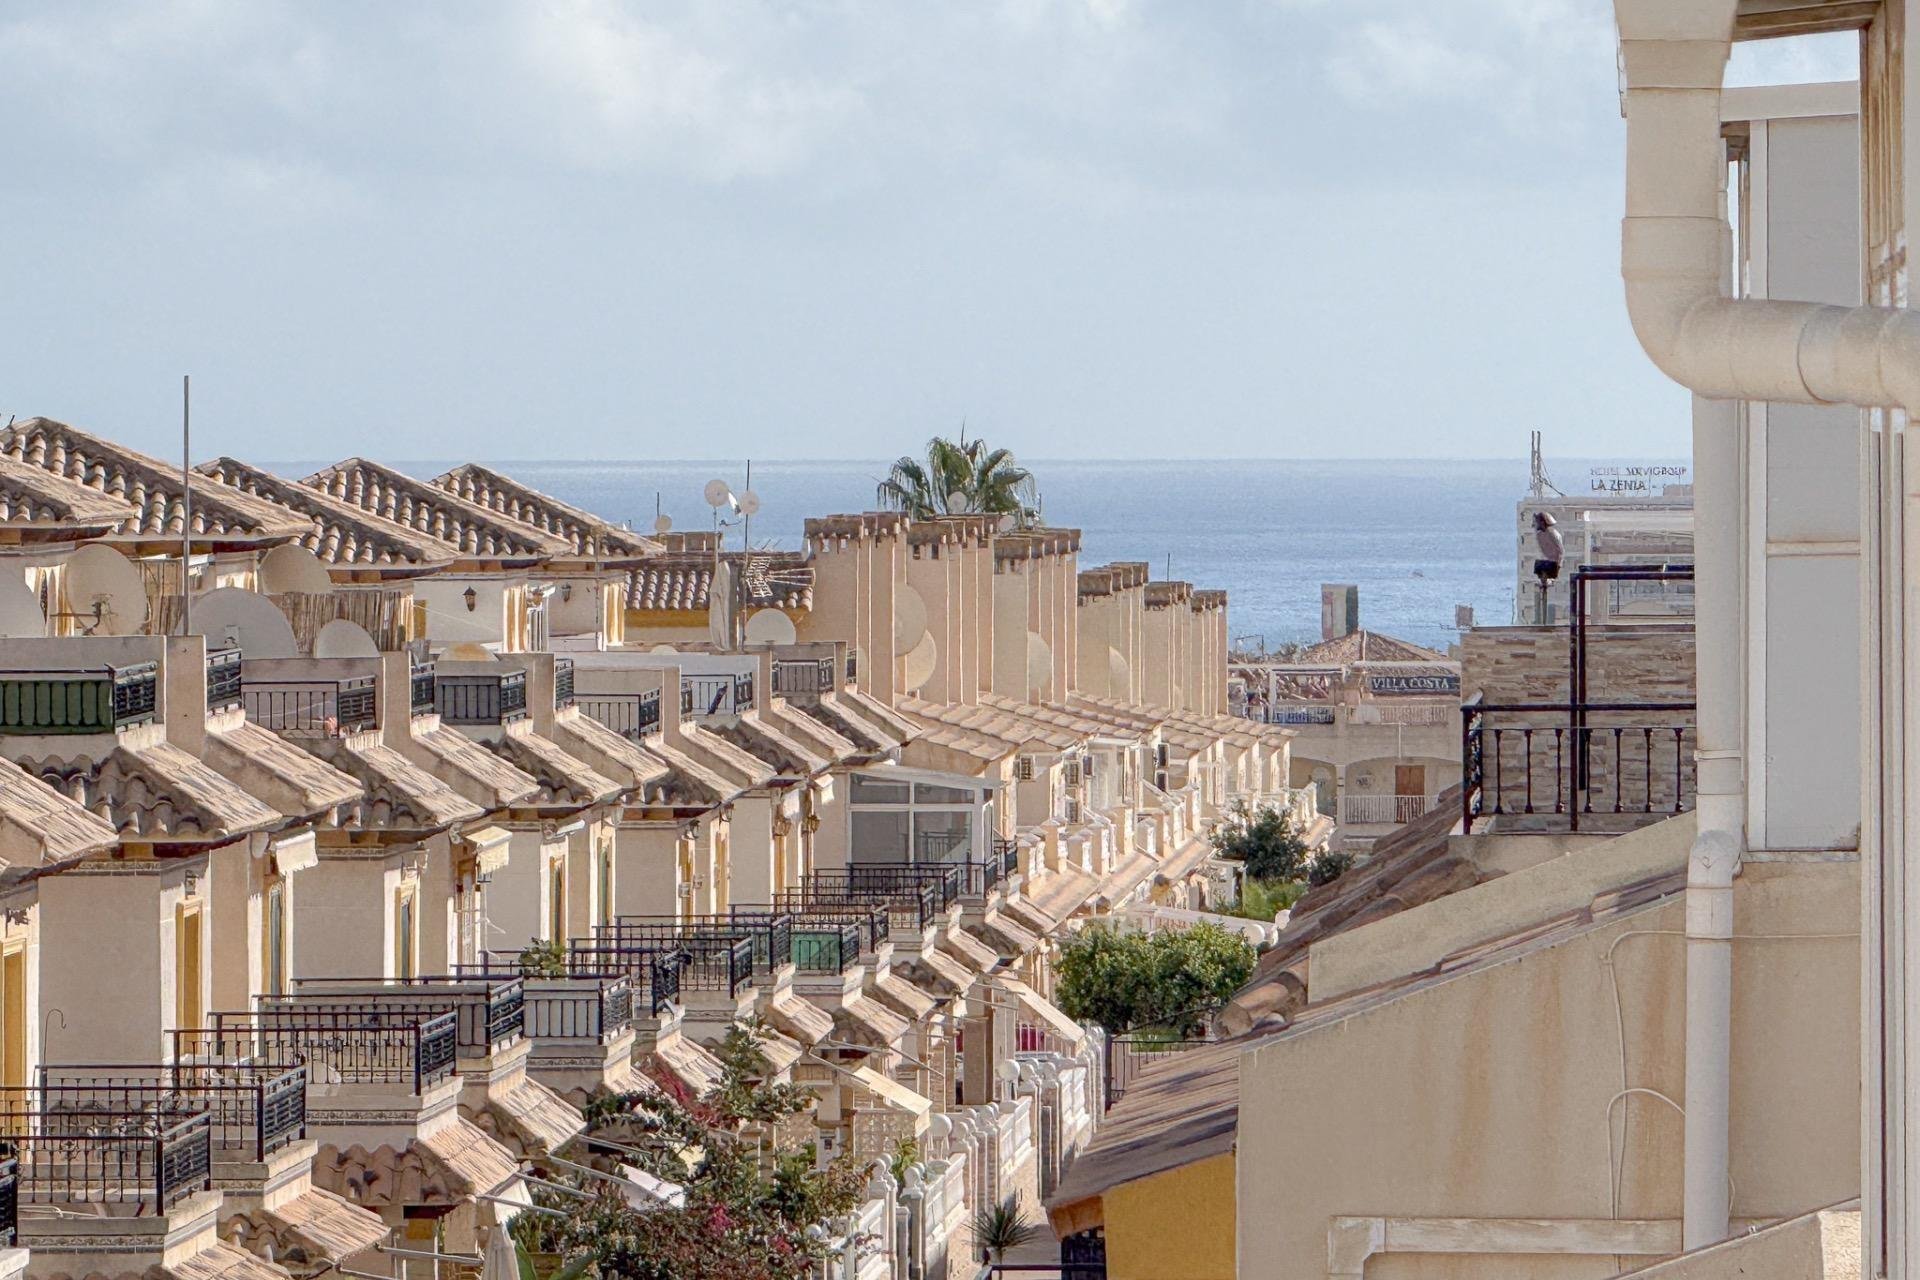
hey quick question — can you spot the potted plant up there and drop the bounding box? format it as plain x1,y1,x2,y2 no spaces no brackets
971,1194,1038,1265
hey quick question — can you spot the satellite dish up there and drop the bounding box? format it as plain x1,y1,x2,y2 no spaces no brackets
743,607,796,646
0,574,44,638
193,587,298,658
259,544,334,595
314,619,379,658
653,514,673,534
994,1059,1021,1084
893,585,928,652
1026,633,1052,698
996,513,1017,532
64,545,148,635
737,489,761,517
703,479,734,509
901,631,937,694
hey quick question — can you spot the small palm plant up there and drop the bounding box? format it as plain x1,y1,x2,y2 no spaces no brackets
877,432,1040,527
971,1193,1039,1264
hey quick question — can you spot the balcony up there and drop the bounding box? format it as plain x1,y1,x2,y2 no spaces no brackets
0,1158,14,1247
268,975,526,1060
554,657,575,710
408,660,436,717
733,902,890,953
607,915,792,980
683,672,754,718
206,649,243,713
577,689,661,741
435,671,529,727
0,1087,211,1208
175,1009,459,1094
771,657,836,698
1461,696,1696,834
789,920,863,975
241,672,379,736
833,863,963,912
0,662,158,734
560,938,691,1013
777,874,938,934
1337,793,1438,826
36,1063,307,1163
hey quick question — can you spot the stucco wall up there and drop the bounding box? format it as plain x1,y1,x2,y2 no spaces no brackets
1104,1153,1237,1280
1236,858,1858,1279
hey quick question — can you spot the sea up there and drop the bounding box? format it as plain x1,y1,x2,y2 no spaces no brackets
275,457,1687,652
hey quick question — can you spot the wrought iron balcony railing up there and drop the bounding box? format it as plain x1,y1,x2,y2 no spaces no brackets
205,649,243,713
0,1157,15,1246
37,1063,307,1163
606,915,792,979
993,836,1019,877
1461,696,1696,834
683,674,747,718
577,689,661,741
808,868,949,922
242,674,379,736
559,940,687,1017
409,661,437,717
554,657,576,710
0,1089,211,1208
774,877,936,935
790,921,862,975
731,902,889,953
455,954,635,1042
0,662,159,735
435,671,530,727
270,975,526,1060
575,931,754,999
176,1009,458,1094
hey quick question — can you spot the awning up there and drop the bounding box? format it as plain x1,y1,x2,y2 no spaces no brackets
459,824,513,876
998,976,1087,1053
847,1064,932,1134
834,994,911,1048
938,925,1003,975
411,1119,523,1204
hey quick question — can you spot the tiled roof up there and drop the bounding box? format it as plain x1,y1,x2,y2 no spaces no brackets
306,738,486,831
25,742,282,840
547,710,671,793
0,457,139,530
431,464,658,560
0,758,119,866
1295,629,1451,665
302,458,572,561
716,717,828,778
205,719,364,821
198,457,460,571
488,728,622,807
625,552,812,612
410,724,541,810
0,418,312,543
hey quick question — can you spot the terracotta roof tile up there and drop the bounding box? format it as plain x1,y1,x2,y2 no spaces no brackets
487,727,622,807
306,737,487,830
626,552,812,612
0,418,311,542
0,456,139,530
205,719,364,820
302,458,571,560
432,464,658,559
0,757,120,866
1295,628,1451,665
24,742,282,840
198,457,460,570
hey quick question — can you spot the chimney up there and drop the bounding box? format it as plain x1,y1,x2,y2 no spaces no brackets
658,665,683,742
1320,584,1359,641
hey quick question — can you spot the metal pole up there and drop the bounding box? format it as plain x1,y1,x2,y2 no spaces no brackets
181,375,192,637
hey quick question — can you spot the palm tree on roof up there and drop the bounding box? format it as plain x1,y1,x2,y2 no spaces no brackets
876,430,1041,526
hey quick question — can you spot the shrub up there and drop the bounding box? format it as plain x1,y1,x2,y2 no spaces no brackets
1054,921,1255,1036
1209,801,1310,882
1308,849,1355,888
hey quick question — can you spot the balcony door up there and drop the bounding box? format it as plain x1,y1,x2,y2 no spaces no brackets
1394,764,1426,799
175,903,204,1029
1,947,23,1103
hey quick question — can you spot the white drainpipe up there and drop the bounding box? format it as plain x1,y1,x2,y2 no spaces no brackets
1612,0,1915,1251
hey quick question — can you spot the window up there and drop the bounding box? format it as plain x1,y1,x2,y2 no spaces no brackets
851,810,911,863
913,781,973,805
549,860,568,942
851,775,911,804
265,881,287,997
395,889,417,980
598,841,614,927
913,812,972,862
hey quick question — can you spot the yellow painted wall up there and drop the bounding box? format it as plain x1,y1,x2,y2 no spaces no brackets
1103,1152,1236,1280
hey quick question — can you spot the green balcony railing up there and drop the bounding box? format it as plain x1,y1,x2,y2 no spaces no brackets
0,663,159,734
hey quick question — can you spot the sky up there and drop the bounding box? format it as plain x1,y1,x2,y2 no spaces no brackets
0,1,1859,464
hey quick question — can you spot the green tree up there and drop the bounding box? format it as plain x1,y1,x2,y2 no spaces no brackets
1209,800,1310,882
556,1023,867,1280
876,433,1040,526
1053,922,1255,1037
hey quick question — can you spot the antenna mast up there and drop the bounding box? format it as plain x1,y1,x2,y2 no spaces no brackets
181,375,192,637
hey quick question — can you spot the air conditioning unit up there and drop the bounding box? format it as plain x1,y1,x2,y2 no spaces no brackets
676,882,695,899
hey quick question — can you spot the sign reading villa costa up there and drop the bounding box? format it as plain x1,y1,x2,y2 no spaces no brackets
1366,673,1460,696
